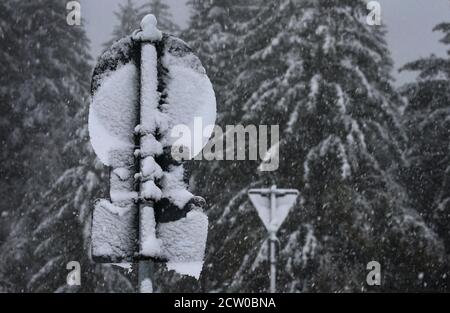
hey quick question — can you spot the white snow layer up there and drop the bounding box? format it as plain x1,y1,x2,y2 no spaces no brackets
91,200,137,261
141,134,163,157
162,44,217,158
98,199,132,217
141,156,163,179
158,209,208,279
112,263,133,273
89,63,138,166
140,278,153,293
161,165,193,209
140,44,163,134
110,190,138,204
166,262,204,279
134,14,163,42
89,36,217,164
140,206,162,257
113,168,131,180
141,180,162,200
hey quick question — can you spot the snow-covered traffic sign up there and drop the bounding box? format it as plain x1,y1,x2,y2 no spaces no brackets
248,185,299,293
248,186,299,233
89,14,216,283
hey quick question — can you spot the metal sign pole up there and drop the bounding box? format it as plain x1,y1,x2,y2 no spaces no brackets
269,185,277,293
138,260,154,292
135,19,161,293
134,35,154,294
135,35,148,295
90,14,213,291
248,185,299,294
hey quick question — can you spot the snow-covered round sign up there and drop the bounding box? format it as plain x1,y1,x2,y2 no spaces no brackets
90,15,215,279
89,28,216,166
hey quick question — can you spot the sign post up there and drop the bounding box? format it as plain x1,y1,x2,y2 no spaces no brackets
248,185,299,293
89,14,216,293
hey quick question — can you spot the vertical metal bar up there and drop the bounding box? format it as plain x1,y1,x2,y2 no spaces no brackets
269,236,276,293
135,39,156,294
132,37,148,293
269,185,277,293
138,260,154,293
135,17,163,293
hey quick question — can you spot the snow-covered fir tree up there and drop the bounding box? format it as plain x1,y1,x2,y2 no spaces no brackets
0,0,22,250
0,0,133,292
168,0,447,292
185,0,244,91
400,17,450,286
185,0,258,121
182,0,261,196
141,0,180,34
103,0,143,48
104,0,180,49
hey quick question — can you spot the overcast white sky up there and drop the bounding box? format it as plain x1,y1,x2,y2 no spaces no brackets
80,0,449,86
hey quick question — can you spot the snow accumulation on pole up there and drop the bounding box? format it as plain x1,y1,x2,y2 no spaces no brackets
136,17,163,259
90,13,216,280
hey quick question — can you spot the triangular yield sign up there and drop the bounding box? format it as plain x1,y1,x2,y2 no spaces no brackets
248,192,271,231
248,188,299,233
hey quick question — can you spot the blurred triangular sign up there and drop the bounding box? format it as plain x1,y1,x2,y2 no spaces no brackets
248,187,299,233
248,192,271,231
